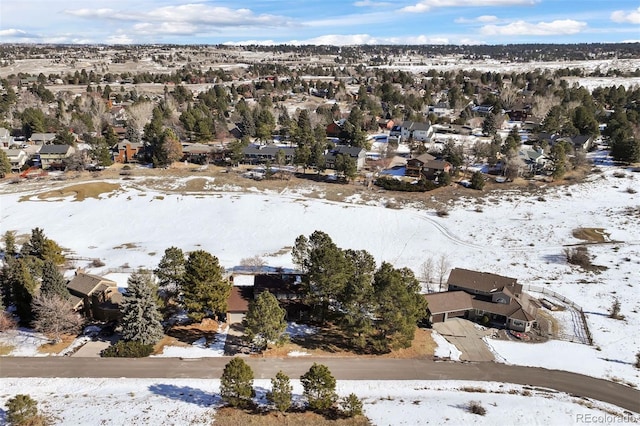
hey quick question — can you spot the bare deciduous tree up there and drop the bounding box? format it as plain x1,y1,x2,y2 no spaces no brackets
31,295,84,343
240,255,266,273
437,254,450,292
420,257,434,291
127,101,155,133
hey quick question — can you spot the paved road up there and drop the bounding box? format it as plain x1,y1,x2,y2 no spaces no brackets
1,357,638,413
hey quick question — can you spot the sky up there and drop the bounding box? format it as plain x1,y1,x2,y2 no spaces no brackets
0,0,639,46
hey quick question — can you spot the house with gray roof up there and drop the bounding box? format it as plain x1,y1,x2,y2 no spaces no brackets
425,268,539,332
399,121,434,142
38,144,75,169
243,145,295,165
324,145,366,170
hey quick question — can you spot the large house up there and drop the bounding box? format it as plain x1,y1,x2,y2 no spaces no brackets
4,149,28,171
113,140,142,163
425,268,539,332
67,271,122,321
39,144,75,169
324,145,367,171
242,145,295,165
406,153,451,180
398,121,434,142
29,133,56,145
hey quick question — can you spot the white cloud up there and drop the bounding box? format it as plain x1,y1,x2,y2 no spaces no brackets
224,34,465,46
106,34,134,45
611,7,640,25
481,19,587,36
401,0,536,13
455,15,499,24
0,28,33,38
65,8,116,19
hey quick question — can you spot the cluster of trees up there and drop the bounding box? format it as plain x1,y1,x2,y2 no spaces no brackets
0,228,83,343
154,246,231,323
292,231,426,353
220,358,363,418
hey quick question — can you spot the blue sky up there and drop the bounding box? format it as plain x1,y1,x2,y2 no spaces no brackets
0,0,639,45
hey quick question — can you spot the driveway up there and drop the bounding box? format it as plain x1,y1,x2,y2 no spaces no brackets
433,318,495,362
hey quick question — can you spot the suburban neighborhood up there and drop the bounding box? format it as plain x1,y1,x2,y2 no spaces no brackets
0,42,639,425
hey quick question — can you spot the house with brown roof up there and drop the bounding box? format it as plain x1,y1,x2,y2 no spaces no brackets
113,140,142,163
425,268,539,332
66,271,122,321
406,153,451,180
226,286,253,324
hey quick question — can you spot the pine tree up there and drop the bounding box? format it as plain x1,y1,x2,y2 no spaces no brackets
340,393,363,417
154,246,185,299
5,394,39,425
120,270,164,345
243,291,287,350
21,228,65,264
267,371,292,413
470,171,485,190
9,259,38,324
182,250,230,322
220,357,255,408
301,363,338,412
2,231,17,257
372,263,427,353
340,249,376,350
40,260,69,300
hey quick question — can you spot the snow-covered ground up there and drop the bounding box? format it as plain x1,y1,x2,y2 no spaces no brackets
0,378,635,426
1,151,639,387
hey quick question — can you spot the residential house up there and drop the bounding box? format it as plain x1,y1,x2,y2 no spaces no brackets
4,149,28,171
39,144,75,169
377,118,395,132
472,105,494,115
182,143,222,165
29,133,56,145
425,268,539,332
243,145,295,165
325,119,346,138
226,286,253,324
400,121,434,142
518,148,548,174
405,153,451,180
555,135,594,152
324,145,367,171
67,271,122,321
428,102,454,118
113,140,142,163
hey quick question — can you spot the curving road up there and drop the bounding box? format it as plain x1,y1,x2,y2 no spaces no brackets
1,357,638,413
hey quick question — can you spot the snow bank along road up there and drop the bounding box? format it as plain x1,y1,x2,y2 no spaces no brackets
2,357,638,413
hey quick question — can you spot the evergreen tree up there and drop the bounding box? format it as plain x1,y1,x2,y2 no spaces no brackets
267,371,293,413
2,230,17,257
296,231,350,323
301,363,338,412
220,357,255,408
0,149,11,178
5,394,39,426
340,249,376,350
470,171,485,190
154,246,185,299
182,250,230,322
550,142,567,180
372,263,427,353
9,259,38,324
243,291,287,350
120,270,164,345
21,228,65,264
482,113,498,136
40,260,69,300
340,393,363,417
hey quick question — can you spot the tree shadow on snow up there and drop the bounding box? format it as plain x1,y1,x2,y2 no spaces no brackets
148,384,221,407
583,311,609,317
541,253,567,264
598,357,634,366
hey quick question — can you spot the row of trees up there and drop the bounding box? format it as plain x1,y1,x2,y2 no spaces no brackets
292,231,427,353
221,358,362,417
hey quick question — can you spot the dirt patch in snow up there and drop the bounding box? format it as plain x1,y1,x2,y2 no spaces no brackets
22,182,120,202
214,407,371,426
572,227,610,243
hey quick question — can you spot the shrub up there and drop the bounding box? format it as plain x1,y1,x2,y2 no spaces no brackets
0,311,17,332
340,393,363,417
635,352,640,369
5,394,49,426
267,371,292,413
436,208,449,217
374,177,437,192
564,246,592,269
626,187,637,194
470,171,485,190
301,363,338,412
468,401,486,416
90,258,105,268
101,340,154,358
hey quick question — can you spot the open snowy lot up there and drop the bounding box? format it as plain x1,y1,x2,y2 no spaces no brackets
0,378,634,426
1,156,639,388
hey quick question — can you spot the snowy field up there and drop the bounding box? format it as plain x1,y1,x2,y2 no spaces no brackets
0,378,635,426
1,152,639,388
